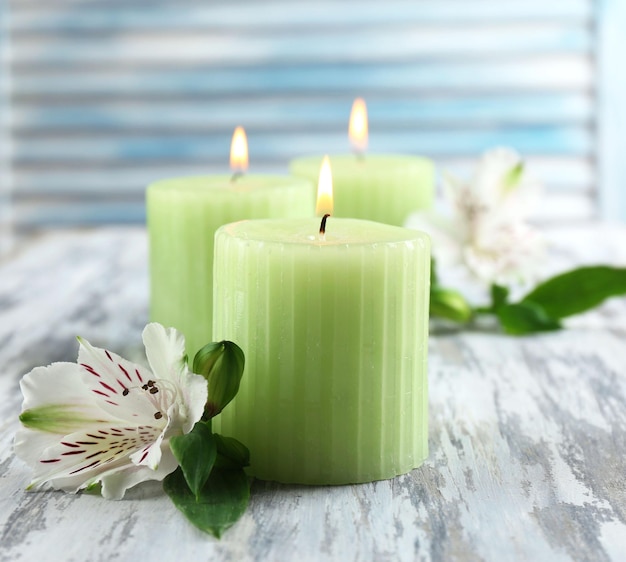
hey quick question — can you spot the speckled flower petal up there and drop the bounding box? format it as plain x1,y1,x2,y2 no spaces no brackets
19,362,111,432
16,323,208,500
142,323,207,434
100,445,178,500
77,337,161,424
16,362,117,466
27,424,162,492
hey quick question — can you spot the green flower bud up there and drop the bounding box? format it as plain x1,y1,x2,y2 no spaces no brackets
193,341,245,418
430,287,473,323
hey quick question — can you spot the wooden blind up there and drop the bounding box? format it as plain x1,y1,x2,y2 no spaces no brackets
7,0,597,227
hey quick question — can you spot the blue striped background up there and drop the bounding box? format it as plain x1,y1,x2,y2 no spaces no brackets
4,0,621,226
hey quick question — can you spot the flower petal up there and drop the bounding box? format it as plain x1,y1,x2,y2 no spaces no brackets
100,445,178,500
405,211,464,267
474,147,521,199
27,424,162,493
142,323,187,384
466,221,545,285
77,337,164,425
129,404,175,470
473,148,542,220
143,323,208,434
19,363,111,432
176,372,208,434
15,362,119,467
15,427,67,468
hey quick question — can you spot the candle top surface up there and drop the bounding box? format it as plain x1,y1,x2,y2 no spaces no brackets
219,217,430,247
148,174,312,195
290,154,432,174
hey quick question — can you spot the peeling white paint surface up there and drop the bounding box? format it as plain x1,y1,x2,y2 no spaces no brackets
0,225,625,561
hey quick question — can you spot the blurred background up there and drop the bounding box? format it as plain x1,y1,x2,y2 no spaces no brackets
0,0,625,237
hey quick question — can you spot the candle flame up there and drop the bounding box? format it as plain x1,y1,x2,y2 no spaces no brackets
316,155,333,216
230,126,249,173
348,97,368,153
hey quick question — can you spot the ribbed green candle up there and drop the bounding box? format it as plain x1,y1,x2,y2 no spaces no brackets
289,154,434,226
213,217,430,484
147,175,314,357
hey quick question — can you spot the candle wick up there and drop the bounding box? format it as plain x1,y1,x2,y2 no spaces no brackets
231,171,244,182
319,214,330,237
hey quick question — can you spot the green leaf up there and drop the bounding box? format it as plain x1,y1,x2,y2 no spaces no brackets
213,434,250,470
496,301,562,335
521,266,626,319
193,341,245,418
490,284,510,312
164,466,250,538
430,287,473,323
169,422,216,499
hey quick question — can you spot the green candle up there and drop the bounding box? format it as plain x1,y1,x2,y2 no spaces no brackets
147,129,314,357
212,215,431,484
289,99,434,226
290,154,433,226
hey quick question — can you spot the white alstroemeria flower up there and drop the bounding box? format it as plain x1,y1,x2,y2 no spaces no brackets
462,218,545,286
464,147,540,219
14,323,208,500
406,147,545,287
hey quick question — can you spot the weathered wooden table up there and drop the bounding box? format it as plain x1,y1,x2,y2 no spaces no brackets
1,225,625,562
